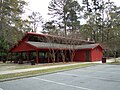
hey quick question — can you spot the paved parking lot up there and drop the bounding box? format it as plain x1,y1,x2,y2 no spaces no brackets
0,64,120,90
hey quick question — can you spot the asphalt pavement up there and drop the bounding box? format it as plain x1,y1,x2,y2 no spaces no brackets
0,64,120,90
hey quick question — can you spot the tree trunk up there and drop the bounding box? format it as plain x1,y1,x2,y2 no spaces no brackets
64,13,67,36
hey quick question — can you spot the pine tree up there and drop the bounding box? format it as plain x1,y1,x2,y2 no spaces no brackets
48,0,82,36
0,0,28,50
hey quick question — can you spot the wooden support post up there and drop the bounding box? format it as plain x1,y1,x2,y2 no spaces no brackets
57,52,59,62
11,53,12,63
27,52,30,63
36,49,39,64
47,52,50,63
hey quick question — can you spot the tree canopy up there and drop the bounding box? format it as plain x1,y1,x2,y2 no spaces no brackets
48,0,82,36
0,0,28,51
0,0,120,58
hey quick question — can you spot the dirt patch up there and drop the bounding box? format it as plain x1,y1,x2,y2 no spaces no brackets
0,61,78,71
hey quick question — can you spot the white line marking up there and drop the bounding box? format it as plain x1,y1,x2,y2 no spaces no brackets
56,73,120,82
0,88,3,90
32,77,92,90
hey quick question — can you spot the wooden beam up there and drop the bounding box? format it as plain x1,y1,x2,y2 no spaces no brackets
36,49,39,64
27,51,30,63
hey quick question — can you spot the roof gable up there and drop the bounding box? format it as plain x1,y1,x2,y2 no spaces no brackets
10,42,36,52
26,32,95,45
10,32,103,52
75,44,103,50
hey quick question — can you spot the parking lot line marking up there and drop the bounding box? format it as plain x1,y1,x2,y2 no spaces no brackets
0,88,3,90
32,77,92,90
56,73,120,82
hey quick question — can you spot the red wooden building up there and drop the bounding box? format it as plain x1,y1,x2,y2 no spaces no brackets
10,32,104,64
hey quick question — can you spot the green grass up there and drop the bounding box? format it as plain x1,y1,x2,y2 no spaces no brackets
0,63,98,80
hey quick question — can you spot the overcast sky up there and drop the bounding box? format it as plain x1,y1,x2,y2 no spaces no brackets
24,0,51,20
24,0,120,33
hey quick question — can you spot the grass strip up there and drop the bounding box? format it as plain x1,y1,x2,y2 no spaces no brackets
0,63,98,80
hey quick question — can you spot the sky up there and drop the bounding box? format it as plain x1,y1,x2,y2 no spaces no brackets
23,0,120,33
24,0,51,21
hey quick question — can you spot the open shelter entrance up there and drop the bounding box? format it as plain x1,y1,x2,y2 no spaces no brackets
10,47,72,64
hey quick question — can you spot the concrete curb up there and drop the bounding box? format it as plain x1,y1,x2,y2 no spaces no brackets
0,58,116,82
0,63,99,82
0,63,91,75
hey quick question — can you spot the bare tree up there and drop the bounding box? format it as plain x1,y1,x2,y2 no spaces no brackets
28,12,43,32
44,35,57,63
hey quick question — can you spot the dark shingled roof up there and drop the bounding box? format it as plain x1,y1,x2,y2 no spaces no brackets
26,41,102,50
75,44,100,49
27,41,71,49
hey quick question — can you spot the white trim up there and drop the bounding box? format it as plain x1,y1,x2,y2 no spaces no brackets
0,88,4,90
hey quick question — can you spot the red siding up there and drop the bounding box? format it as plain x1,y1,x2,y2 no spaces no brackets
73,50,86,62
73,46,103,62
11,42,36,52
9,32,104,63
91,46,103,62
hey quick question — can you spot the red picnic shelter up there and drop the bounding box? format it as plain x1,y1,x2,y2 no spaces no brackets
10,32,104,64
